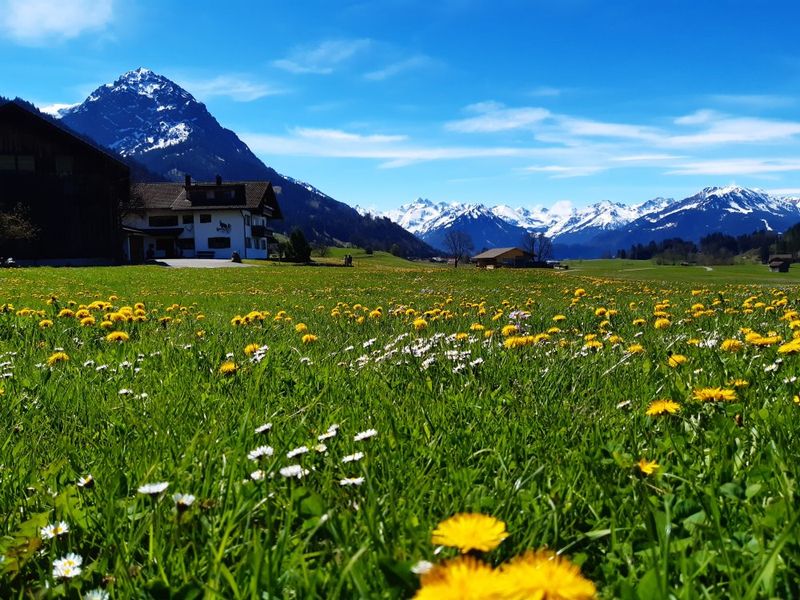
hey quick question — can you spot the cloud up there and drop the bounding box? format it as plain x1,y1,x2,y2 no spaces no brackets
446,102,551,133
668,115,800,146
0,0,113,45
708,94,796,110
273,39,371,74
176,75,285,102
523,164,606,178
528,86,562,98
364,55,437,81
666,158,800,176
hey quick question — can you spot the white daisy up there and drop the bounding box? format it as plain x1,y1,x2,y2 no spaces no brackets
247,445,274,461
279,464,309,479
339,477,365,486
342,452,364,463
314,443,328,453
173,493,196,510
249,469,266,481
286,445,309,459
411,560,434,575
41,521,69,539
77,474,94,488
254,423,272,434
354,428,377,442
137,481,169,496
84,589,110,600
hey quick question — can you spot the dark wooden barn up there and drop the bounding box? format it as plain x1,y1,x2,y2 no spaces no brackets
0,101,129,263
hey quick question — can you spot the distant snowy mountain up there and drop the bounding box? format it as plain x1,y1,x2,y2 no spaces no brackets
381,187,800,257
44,68,433,257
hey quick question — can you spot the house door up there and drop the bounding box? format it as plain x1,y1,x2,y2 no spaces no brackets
129,236,144,263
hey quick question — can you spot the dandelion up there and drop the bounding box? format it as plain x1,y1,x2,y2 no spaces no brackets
778,339,800,354
342,452,364,463
244,343,261,356
219,361,238,376
339,477,365,486
302,334,318,344
501,324,519,337
431,513,508,553
287,445,309,458
40,521,69,539
667,354,688,368
295,323,308,333
38,319,53,328
138,481,169,496
255,423,272,434
627,343,644,354
105,330,129,342
497,550,597,600
646,399,681,416
413,318,428,331
654,318,671,329
637,458,660,475
354,428,378,441
279,464,309,479
173,493,196,512
247,445,274,461
693,387,737,402
47,351,70,366
720,339,743,352
414,556,500,600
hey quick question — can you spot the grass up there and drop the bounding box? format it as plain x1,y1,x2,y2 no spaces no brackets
0,260,799,598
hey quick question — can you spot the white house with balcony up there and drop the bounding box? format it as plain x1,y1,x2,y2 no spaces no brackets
123,175,283,262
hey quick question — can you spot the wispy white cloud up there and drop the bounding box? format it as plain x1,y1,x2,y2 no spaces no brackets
528,86,563,98
273,39,372,74
667,114,800,146
767,188,800,197
175,75,286,102
666,158,800,176
445,102,551,133
0,0,113,45
523,164,606,178
708,94,796,110
364,55,438,81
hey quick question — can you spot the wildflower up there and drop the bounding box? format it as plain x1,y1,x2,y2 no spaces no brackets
38,319,53,328
411,560,434,575
497,550,596,600
654,318,671,329
105,330,129,343
583,339,603,350
301,334,318,344
646,399,681,416
40,521,69,539
693,387,737,402
244,343,261,356
279,464,309,479
431,513,508,553
77,474,94,488
339,477,365,486
414,556,500,600
318,428,338,441
52,553,83,579
219,361,238,376
667,354,688,368
342,452,364,463
501,324,519,337
249,469,266,481
637,458,660,475
84,589,110,600
47,351,69,366
778,339,800,354
413,318,428,331
80,316,96,327
295,323,308,333
627,343,644,354
731,379,749,388
286,445,309,458
314,443,327,453
57,308,75,318
138,481,169,496
255,423,272,434
173,493,196,512
354,428,378,441
247,445,274,461
552,314,566,322
720,339,743,352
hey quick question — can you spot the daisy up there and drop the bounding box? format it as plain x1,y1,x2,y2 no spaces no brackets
342,452,364,463
339,477,365,486
173,493,196,511
41,521,69,539
52,553,83,579
84,589,110,600
287,446,309,459
77,474,95,488
137,481,169,496
249,469,266,481
354,428,378,442
318,428,338,441
279,464,309,479
255,423,272,434
410,560,434,575
247,445,274,461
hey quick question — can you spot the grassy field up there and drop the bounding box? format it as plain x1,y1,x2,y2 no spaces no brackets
0,260,799,598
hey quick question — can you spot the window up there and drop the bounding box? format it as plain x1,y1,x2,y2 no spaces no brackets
245,215,251,226
182,214,193,225
199,214,211,223
16,156,34,172
245,237,252,249
55,156,73,176
0,155,15,170
177,238,195,250
148,215,179,227
207,237,231,249
261,239,267,250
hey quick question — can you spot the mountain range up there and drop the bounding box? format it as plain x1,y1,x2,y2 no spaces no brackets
44,68,434,257
368,187,800,257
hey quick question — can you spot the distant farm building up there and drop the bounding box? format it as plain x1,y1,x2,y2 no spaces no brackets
472,247,534,268
768,254,792,273
125,176,282,262
0,101,128,264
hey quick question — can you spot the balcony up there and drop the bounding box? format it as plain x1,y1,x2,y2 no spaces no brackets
251,224,270,237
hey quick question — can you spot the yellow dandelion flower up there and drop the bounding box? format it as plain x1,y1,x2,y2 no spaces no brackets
720,339,743,352
731,379,749,388
105,331,129,343
231,316,244,326
244,343,261,356
693,387,737,402
645,399,681,416
632,318,646,326
687,338,701,346
501,324,519,337
413,318,428,331
369,309,382,319
667,354,688,368
594,307,607,317
497,550,596,600
653,318,671,329
100,320,114,329
777,339,800,354
219,361,238,376
455,333,469,341
301,334,318,344
414,556,501,600
627,343,645,354
38,319,53,329
552,314,566,322
637,458,660,475
80,316,95,327
431,513,508,553
295,323,308,333
484,330,494,338
583,339,603,350
57,308,75,318
47,352,70,366
574,288,586,297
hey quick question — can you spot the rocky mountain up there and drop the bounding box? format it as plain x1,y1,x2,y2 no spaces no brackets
381,187,800,257
45,68,434,257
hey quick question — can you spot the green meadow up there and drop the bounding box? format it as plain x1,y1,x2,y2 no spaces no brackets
0,260,799,598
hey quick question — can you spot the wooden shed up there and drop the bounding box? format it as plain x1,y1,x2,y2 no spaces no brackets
472,247,533,268
768,254,792,273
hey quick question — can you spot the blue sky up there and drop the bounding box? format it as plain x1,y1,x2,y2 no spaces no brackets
2,0,800,212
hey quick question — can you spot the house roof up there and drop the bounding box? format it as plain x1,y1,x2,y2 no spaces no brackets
472,247,530,260
133,181,282,218
768,254,792,262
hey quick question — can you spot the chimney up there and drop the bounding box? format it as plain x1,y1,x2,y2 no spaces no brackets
215,174,222,186
184,174,191,188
